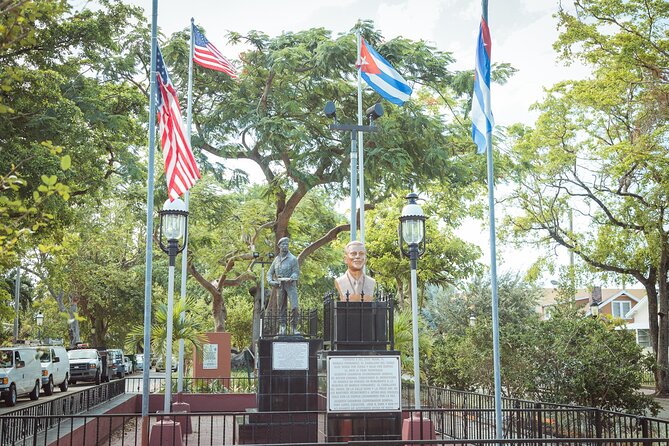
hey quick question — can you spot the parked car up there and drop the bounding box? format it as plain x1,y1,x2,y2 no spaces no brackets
135,353,144,372
123,356,133,375
68,348,102,385
37,346,69,395
155,356,177,373
0,347,42,406
107,349,125,379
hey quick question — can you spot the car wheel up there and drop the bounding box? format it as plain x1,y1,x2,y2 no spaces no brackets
59,375,69,392
94,371,101,385
44,376,54,396
29,380,40,401
4,384,16,407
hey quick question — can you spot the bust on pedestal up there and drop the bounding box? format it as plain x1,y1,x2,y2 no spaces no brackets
334,241,375,301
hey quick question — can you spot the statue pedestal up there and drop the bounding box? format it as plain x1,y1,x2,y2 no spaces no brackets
238,336,323,444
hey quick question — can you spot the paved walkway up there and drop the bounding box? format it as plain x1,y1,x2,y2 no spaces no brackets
640,387,669,419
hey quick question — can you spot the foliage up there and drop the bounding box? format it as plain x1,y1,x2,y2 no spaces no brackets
365,197,482,308
124,296,206,358
504,0,669,394
226,293,254,350
532,310,658,415
426,274,659,414
393,308,433,379
0,0,147,268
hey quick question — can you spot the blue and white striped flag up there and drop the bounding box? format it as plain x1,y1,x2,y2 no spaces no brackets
357,39,412,106
472,17,493,154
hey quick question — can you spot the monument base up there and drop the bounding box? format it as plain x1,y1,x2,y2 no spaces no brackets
149,418,182,446
402,414,435,444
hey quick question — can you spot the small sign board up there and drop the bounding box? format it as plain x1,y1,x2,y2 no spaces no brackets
202,343,218,370
327,355,401,412
272,342,309,370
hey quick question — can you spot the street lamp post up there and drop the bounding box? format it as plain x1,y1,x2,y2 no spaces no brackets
158,198,189,414
398,192,426,409
36,312,44,344
590,300,600,318
324,101,382,242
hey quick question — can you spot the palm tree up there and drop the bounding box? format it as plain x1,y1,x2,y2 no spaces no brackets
125,296,206,362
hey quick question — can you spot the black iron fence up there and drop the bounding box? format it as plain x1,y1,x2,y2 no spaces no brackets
124,376,257,394
261,308,319,337
402,385,669,441
3,410,669,446
0,379,126,446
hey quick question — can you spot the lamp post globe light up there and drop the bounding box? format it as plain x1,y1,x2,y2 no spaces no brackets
398,192,426,410
590,300,600,318
158,197,189,414
36,312,44,343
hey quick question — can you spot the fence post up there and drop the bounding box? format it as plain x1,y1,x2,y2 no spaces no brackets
594,409,603,439
640,416,650,446
535,402,543,439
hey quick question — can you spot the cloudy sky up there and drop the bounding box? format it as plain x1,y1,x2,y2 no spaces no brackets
84,0,594,282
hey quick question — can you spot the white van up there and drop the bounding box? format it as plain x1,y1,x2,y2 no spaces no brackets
37,346,69,395
0,347,42,406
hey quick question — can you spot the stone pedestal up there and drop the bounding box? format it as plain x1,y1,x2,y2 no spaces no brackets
321,350,402,442
171,401,192,434
402,414,435,445
238,336,323,444
149,419,182,446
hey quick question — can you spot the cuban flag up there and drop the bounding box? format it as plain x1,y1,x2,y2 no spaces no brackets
357,39,412,106
471,17,493,154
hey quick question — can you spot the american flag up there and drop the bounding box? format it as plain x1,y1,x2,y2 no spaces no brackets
156,47,201,200
471,17,494,155
192,25,237,78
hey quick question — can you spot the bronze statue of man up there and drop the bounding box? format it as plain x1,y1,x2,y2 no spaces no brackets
335,241,376,301
267,237,300,334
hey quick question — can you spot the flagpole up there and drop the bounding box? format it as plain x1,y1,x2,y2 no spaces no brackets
482,0,503,440
141,0,159,443
356,27,365,244
177,17,195,396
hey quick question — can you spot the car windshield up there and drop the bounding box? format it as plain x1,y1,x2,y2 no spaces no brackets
68,349,97,360
0,350,12,367
38,348,50,362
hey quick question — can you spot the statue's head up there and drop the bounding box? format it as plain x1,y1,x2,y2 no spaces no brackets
278,237,290,254
344,241,367,272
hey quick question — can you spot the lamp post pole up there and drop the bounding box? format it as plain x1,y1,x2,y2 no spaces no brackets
324,101,382,242
408,243,421,409
158,198,189,415
399,193,426,410
36,313,44,344
13,267,20,343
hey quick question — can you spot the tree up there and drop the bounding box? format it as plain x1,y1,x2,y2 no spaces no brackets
0,0,147,268
505,0,669,395
157,22,515,313
424,273,542,396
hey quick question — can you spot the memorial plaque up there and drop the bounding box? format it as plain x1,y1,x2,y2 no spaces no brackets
202,343,218,370
327,355,401,412
272,341,309,370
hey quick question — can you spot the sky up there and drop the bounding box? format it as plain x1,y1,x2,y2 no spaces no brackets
81,0,598,286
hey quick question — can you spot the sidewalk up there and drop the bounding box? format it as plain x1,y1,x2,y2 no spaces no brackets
640,387,669,419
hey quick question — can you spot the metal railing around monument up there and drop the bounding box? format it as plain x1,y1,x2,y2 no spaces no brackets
323,288,395,351
260,308,319,338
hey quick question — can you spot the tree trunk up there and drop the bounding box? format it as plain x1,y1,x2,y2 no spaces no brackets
212,289,226,332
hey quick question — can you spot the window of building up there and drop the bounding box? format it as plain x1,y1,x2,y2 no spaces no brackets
637,329,651,348
612,300,631,318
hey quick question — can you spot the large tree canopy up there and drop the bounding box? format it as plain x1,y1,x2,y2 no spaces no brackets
0,0,147,268
157,21,514,328
505,0,669,395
